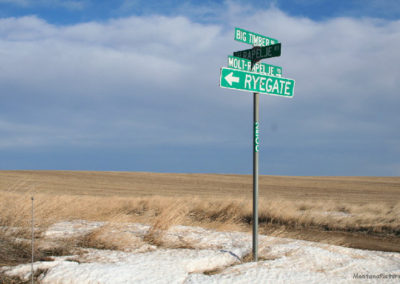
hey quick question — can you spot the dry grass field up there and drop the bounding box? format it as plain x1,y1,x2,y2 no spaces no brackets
2,170,400,203
1,170,400,274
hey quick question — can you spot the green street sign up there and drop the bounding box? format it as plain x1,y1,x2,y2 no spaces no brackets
219,67,294,97
234,27,278,46
233,43,281,62
228,56,282,77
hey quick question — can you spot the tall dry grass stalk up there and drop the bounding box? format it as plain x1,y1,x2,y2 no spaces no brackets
144,200,189,245
3,192,400,233
1,191,400,239
1,189,400,267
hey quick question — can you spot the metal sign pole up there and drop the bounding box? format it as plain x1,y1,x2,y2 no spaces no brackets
253,92,259,262
31,196,34,284
222,26,294,262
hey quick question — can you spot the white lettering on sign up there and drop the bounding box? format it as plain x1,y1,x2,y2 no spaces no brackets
262,46,272,57
266,78,272,92
229,57,252,72
272,80,279,93
252,63,265,73
284,81,292,96
228,57,235,69
268,66,274,75
235,28,278,47
244,75,291,95
252,34,267,46
259,77,266,91
236,29,247,42
252,75,261,89
228,56,281,76
249,34,277,47
244,74,252,89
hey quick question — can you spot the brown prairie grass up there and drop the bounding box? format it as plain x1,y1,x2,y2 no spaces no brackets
1,192,399,245
144,200,189,246
2,171,400,204
1,171,400,269
0,273,31,284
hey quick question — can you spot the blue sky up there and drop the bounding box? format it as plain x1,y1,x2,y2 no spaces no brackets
0,0,399,175
1,0,400,23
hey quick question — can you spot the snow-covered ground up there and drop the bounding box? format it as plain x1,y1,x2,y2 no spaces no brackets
2,220,400,283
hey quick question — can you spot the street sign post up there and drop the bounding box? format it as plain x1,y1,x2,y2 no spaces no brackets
253,93,259,262
220,67,294,97
233,43,281,62
234,27,278,46
228,56,282,77
221,28,294,262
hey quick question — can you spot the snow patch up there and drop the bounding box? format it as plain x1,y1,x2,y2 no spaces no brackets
2,221,400,283
44,220,105,238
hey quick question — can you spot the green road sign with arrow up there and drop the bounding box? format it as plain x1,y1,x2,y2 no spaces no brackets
220,67,294,97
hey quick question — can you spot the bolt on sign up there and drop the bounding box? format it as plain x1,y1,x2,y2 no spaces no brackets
219,27,295,262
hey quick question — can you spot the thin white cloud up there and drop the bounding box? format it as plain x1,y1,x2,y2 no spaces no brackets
0,16,56,39
117,0,140,13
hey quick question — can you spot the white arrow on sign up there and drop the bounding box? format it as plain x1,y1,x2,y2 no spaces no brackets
225,72,240,86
